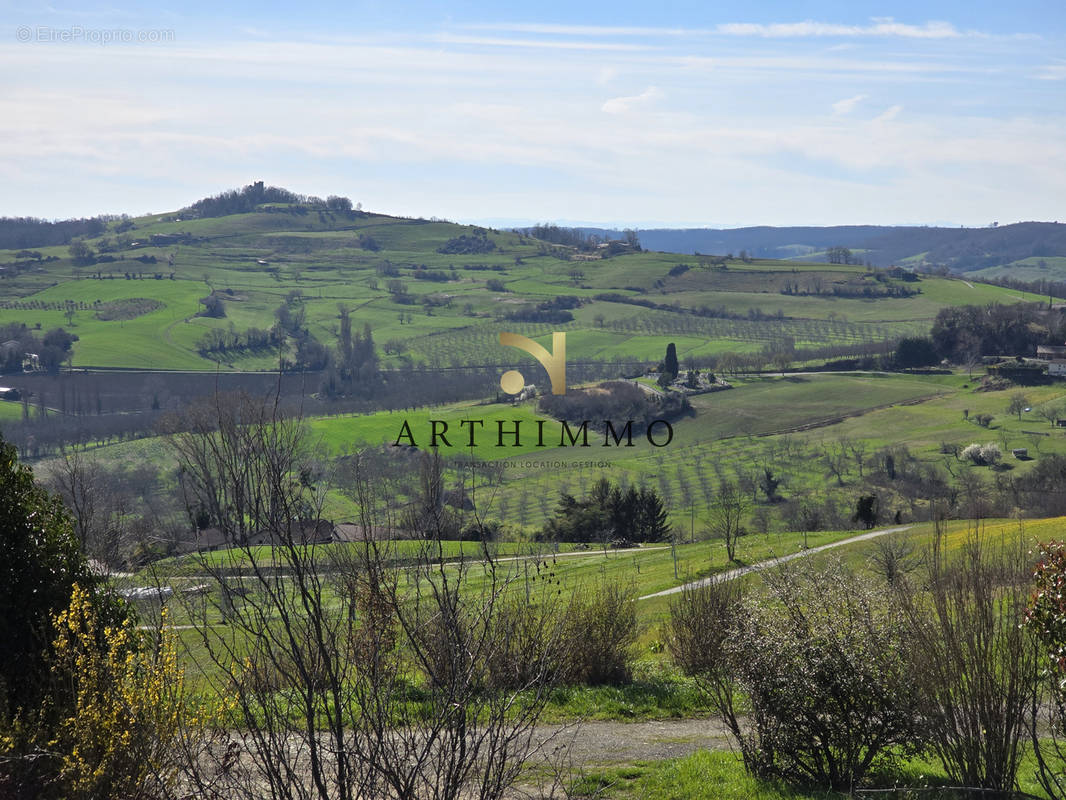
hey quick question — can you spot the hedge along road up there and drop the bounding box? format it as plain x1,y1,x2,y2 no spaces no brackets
638,525,912,601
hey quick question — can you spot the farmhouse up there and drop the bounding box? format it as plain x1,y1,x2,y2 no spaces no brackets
333,522,392,542
248,519,336,546
1036,343,1066,376
187,527,227,553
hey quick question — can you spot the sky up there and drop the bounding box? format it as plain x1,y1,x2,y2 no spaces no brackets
1,1,1064,228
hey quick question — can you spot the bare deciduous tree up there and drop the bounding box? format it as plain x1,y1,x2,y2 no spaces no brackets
163,391,310,547
821,438,850,487
707,479,749,563
44,447,129,566
169,395,572,800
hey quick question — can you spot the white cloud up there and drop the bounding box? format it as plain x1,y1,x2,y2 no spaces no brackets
832,94,867,115
874,104,903,122
433,33,650,51
673,53,992,78
601,86,662,114
1034,62,1066,80
716,18,971,39
458,23,699,37
454,19,1019,41
0,24,1059,225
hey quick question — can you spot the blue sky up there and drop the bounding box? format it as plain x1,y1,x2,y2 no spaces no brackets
1,1,1063,227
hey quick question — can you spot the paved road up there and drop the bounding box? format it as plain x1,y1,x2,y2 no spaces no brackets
639,525,912,600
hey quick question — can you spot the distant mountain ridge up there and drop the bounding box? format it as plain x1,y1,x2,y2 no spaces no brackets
571,222,1066,272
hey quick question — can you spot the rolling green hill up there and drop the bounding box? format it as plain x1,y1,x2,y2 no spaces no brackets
6,188,1065,585
0,191,1042,371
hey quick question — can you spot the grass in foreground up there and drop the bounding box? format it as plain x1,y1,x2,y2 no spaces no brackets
566,747,1053,800
568,751,846,800
539,663,713,723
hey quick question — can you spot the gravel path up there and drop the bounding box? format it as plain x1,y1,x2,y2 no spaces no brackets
531,717,734,765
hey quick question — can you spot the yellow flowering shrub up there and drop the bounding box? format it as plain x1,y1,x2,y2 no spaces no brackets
48,584,185,800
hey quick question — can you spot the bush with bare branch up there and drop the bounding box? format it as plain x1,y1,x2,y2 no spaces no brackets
894,522,1039,794
669,559,921,792
168,396,572,800
1025,540,1066,800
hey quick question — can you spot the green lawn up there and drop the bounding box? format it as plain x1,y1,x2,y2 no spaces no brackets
0,399,24,421
565,746,1052,800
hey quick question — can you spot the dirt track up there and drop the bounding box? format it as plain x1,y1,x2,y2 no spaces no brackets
530,717,733,765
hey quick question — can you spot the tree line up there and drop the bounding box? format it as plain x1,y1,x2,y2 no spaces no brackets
0,215,110,249
539,477,670,544
516,224,640,253
182,181,356,219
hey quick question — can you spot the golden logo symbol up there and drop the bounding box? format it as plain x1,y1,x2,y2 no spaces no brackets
499,332,566,395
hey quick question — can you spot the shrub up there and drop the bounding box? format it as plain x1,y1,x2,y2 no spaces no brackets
962,442,1002,466
981,442,1003,465
1026,540,1066,799
47,584,185,800
897,526,1038,793
894,336,939,368
559,582,638,686
671,558,922,791
1028,541,1066,702
482,589,569,692
197,294,225,318
666,579,745,739
0,433,183,798
0,433,94,731
437,233,496,255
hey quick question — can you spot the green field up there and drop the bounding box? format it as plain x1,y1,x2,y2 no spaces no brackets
128,512,1065,703
39,369,1066,536
0,206,1043,370
0,400,23,421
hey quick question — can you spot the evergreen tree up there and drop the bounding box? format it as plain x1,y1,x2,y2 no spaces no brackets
664,342,679,378
0,434,94,719
540,479,670,543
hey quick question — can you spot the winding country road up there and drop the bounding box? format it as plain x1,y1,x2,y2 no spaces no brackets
639,524,912,600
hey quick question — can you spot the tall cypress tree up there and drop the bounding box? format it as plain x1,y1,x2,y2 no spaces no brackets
664,342,679,378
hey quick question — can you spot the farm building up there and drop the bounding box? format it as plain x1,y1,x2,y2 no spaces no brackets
1035,344,1066,376
247,519,336,547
